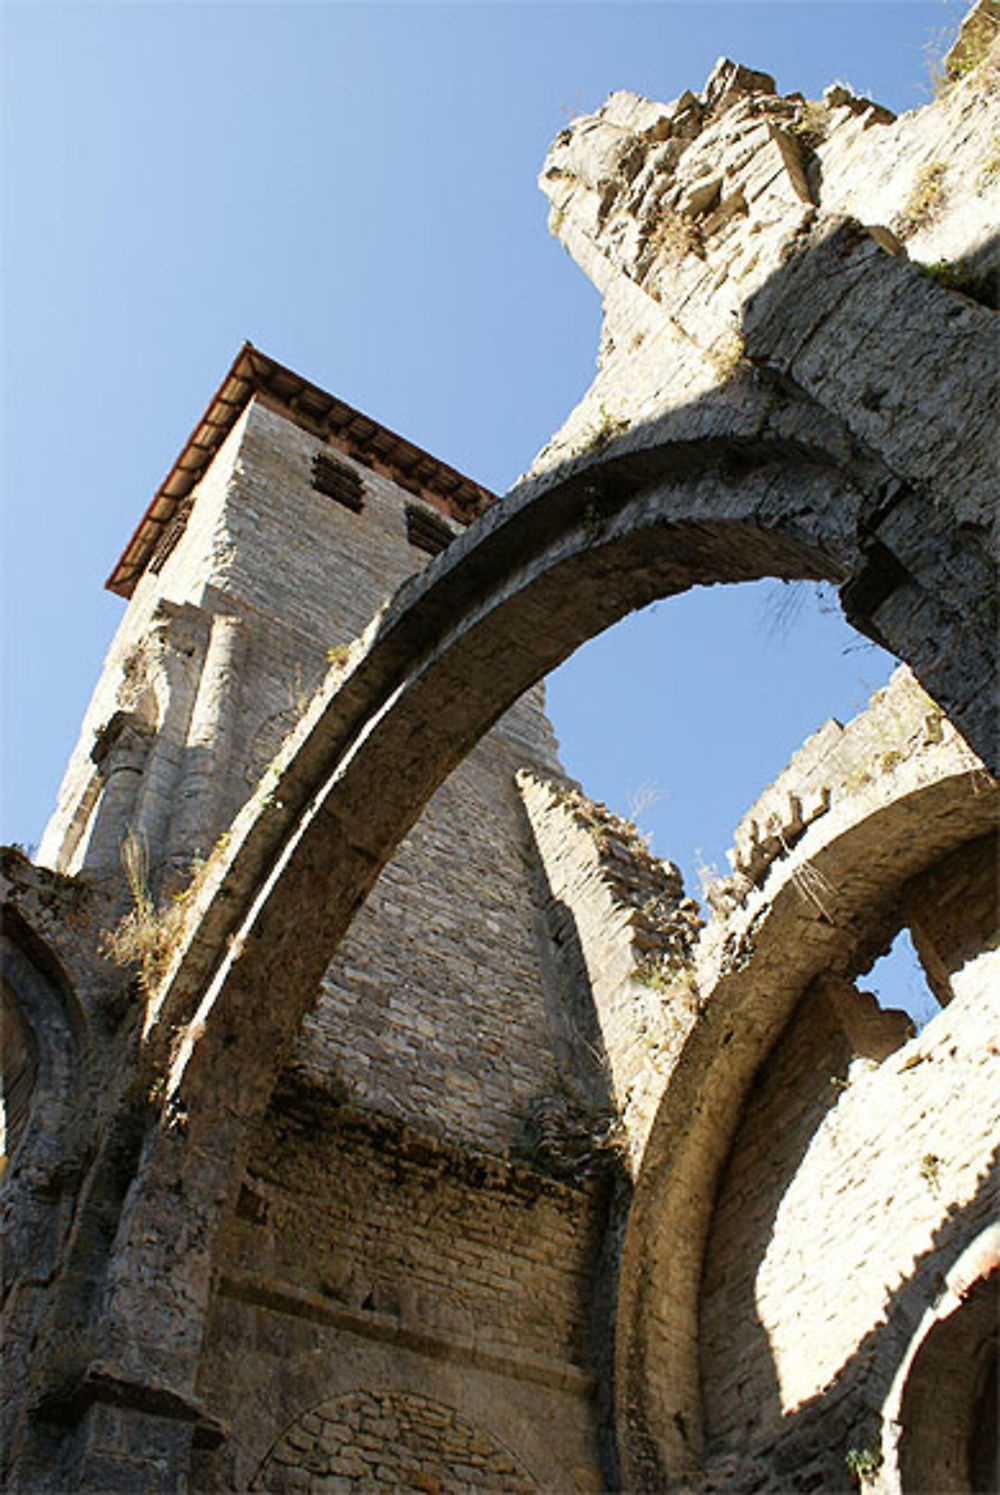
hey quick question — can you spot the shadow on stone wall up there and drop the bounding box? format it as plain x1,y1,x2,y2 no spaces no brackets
730,1147,1000,1493
694,961,997,1495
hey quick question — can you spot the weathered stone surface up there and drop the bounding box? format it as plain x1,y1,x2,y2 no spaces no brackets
537,32,998,758
3,10,997,1495
518,772,701,1168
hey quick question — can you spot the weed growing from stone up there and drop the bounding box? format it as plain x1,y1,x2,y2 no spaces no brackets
578,403,628,457
100,831,186,994
919,1152,942,1190
917,257,999,309
100,830,218,995
845,1444,881,1488
789,99,831,150
647,207,704,263
633,957,673,992
326,642,352,670
897,161,947,236
927,10,999,95
709,331,749,381
788,859,836,923
633,955,697,1001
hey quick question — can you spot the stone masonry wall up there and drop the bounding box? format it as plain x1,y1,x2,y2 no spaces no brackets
517,773,701,1169
699,959,999,1489
196,1099,608,1493
296,740,570,1152
225,1103,602,1373
252,1390,539,1494
537,45,999,538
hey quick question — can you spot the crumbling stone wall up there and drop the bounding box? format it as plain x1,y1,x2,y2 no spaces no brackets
616,666,998,1493
517,773,701,1166
537,33,998,763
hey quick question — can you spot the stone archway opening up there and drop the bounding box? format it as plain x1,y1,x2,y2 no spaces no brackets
544,575,902,944
0,981,38,1170
897,1267,999,1495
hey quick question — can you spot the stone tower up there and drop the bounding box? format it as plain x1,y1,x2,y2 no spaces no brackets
35,345,586,1153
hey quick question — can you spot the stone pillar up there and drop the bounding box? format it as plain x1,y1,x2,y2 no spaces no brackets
129,606,207,886
19,1373,225,1495
72,1401,196,1495
82,713,153,881
164,611,246,874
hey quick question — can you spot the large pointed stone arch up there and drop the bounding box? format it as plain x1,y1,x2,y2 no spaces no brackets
92,416,987,1397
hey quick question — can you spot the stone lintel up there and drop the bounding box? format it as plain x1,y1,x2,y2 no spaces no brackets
35,1361,228,1448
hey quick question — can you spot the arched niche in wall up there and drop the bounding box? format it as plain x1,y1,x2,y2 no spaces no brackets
898,1270,998,1494
887,1229,1000,1495
0,911,83,1184
695,824,998,1478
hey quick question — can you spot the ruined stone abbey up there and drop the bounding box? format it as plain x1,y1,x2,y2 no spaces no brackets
2,6,998,1492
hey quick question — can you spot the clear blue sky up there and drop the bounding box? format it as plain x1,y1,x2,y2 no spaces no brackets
2,1,965,1019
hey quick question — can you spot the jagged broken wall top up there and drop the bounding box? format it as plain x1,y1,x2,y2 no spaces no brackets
535,36,998,536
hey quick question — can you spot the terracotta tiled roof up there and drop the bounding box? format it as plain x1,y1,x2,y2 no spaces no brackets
107,342,497,597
